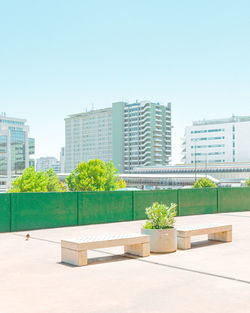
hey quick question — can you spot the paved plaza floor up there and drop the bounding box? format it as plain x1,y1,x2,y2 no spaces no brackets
0,212,250,313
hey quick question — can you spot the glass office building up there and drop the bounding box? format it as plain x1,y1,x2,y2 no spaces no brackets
0,114,35,190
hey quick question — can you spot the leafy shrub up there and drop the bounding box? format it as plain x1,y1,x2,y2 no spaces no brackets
8,166,65,193
193,177,217,188
66,159,126,191
143,202,177,229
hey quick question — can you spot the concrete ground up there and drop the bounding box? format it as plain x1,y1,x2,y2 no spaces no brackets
0,212,250,313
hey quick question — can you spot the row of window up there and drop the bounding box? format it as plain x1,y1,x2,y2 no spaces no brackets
191,128,224,134
0,120,25,126
191,136,225,142
191,152,225,156
191,160,225,163
191,144,225,149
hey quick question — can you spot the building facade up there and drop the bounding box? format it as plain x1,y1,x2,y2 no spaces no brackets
0,114,35,190
112,101,172,173
64,101,172,173
60,147,65,173
182,116,250,164
65,108,112,172
132,162,250,186
36,157,60,173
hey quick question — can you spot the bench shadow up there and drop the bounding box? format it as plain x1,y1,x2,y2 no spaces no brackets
190,240,225,249
58,251,141,267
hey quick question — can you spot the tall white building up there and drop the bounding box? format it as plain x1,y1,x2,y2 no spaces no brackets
112,101,172,173
65,100,172,173
182,116,250,164
65,108,112,172
0,114,35,190
36,157,60,173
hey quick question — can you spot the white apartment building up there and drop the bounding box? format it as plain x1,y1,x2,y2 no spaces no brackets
65,108,112,172
182,115,250,164
36,157,60,173
112,101,172,173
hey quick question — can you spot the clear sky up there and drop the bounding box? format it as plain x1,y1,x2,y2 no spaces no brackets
0,0,249,163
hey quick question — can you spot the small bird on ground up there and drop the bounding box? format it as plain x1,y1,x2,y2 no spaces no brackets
25,233,30,240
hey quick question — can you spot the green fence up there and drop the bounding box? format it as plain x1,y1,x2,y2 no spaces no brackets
218,187,250,212
0,194,11,232
11,192,78,231
178,188,218,216
78,191,133,225
0,188,250,233
133,190,178,220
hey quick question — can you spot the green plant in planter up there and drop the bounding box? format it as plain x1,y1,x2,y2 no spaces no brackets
143,202,177,229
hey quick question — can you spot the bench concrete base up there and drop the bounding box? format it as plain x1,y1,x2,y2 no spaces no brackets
124,242,150,257
61,247,88,266
177,224,232,250
61,234,150,266
208,230,232,242
177,237,191,250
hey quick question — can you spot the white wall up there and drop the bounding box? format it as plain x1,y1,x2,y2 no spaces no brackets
184,120,250,164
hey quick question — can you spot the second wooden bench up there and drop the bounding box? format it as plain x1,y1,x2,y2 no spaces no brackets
177,223,232,250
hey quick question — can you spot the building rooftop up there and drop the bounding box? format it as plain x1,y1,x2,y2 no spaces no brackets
1,212,249,313
0,114,27,123
193,115,250,126
66,107,112,119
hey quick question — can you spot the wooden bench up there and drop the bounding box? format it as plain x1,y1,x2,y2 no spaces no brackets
177,223,232,250
61,233,150,266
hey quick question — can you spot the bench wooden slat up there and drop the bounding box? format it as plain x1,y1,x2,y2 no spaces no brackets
62,233,149,250
177,224,232,238
61,233,150,266
176,223,232,250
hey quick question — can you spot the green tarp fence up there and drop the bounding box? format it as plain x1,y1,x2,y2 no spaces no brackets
0,188,250,232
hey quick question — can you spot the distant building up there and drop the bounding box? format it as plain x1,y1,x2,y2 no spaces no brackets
182,115,250,164
65,108,112,172
60,147,65,173
64,101,172,173
0,114,35,190
112,101,172,173
36,157,60,173
132,162,250,186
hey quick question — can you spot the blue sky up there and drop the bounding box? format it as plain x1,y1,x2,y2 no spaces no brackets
0,0,249,163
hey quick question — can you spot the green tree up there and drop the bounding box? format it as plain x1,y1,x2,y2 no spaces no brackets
193,177,217,188
66,159,126,191
8,166,65,192
8,166,48,192
246,177,250,187
46,168,65,192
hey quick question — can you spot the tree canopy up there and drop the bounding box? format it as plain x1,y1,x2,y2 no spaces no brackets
8,166,65,193
66,159,126,191
193,177,217,188
246,177,250,187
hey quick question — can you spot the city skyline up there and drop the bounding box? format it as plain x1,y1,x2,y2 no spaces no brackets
1,1,249,163
3,102,250,165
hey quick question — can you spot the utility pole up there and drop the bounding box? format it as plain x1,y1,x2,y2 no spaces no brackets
194,140,197,182
205,151,208,177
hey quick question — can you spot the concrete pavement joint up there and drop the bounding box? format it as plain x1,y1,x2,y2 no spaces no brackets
222,214,250,218
12,233,60,244
12,233,250,285
92,249,250,285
